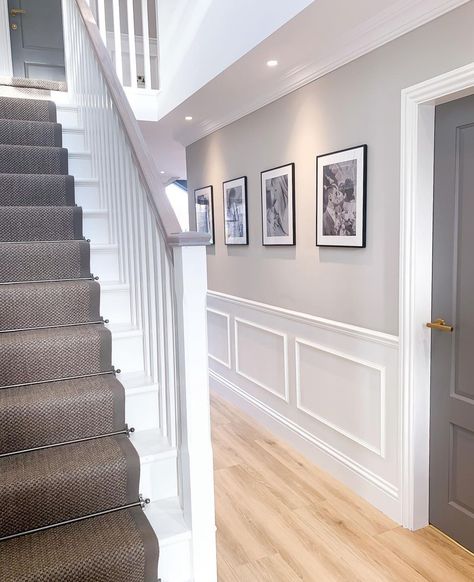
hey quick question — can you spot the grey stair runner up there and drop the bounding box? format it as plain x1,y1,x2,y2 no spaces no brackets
0,173,75,206
0,206,82,241
0,280,100,331
0,324,112,387
0,95,56,122
0,240,91,282
0,118,62,147
0,507,159,582
0,435,139,538
0,144,68,174
0,375,125,454
0,95,158,580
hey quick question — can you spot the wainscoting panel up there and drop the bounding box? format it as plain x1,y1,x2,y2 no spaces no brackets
235,318,289,402
296,339,386,457
207,308,231,368
207,290,401,523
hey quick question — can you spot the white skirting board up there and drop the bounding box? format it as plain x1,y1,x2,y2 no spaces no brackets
207,291,401,523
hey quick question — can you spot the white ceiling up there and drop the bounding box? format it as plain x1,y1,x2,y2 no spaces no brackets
144,0,469,179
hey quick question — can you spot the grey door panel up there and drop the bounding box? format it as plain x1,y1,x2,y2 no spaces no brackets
8,0,66,81
430,94,474,552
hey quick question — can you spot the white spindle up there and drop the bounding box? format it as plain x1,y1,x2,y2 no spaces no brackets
141,0,151,90
111,0,123,82
126,0,137,88
97,0,106,43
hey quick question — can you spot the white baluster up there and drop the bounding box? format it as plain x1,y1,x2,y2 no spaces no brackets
141,0,151,90
112,0,123,83
97,0,106,43
126,0,137,89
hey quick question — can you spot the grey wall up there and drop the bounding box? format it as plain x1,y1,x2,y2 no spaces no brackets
186,3,474,336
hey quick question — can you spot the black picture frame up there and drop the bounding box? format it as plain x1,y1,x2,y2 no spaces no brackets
223,176,249,245
194,185,215,245
260,162,296,246
316,144,367,248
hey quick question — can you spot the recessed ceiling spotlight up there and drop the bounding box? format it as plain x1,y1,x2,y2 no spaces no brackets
160,170,165,174
185,116,193,121
266,59,278,67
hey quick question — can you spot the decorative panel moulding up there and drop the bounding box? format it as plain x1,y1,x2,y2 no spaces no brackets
295,338,386,457
207,308,231,369
209,291,399,347
234,317,289,402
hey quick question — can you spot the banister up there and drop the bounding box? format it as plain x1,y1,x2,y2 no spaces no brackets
74,0,210,247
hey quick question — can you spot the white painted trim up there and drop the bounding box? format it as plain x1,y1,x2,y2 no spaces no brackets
190,0,470,144
206,307,231,369
234,316,290,403
0,0,13,76
105,30,158,57
399,61,474,530
208,290,398,348
295,338,386,458
210,369,399,502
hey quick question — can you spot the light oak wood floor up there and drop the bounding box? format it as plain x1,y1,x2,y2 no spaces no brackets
211,394,474,582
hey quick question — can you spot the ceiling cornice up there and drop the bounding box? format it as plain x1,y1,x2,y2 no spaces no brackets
182,0,470,146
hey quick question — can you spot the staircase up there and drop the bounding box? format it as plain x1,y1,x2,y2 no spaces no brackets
0,1,217,580
0,95,160,581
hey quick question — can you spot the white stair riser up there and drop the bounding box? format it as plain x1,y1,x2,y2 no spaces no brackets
69,154,93,178
157,539,192,582
100,286,132,323
83,212,110,244
140,454,179,502
74,181,101,208
62,129,86,151
125,388,160,432
91,246,119,281
111,331,144,373
57,106,80,128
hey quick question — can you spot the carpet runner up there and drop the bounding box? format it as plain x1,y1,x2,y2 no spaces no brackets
0,95,159,581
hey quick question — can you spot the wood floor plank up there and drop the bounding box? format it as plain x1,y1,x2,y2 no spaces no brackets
211,394,474,581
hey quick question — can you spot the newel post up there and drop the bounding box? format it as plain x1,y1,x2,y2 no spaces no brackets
172,244,217,582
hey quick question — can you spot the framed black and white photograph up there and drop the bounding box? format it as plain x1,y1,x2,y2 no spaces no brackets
261,163,295,246
316,144,367,248
223,176,248,245
194,185,214,245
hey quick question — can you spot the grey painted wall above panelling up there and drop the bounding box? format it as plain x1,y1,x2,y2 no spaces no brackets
186,2,474,336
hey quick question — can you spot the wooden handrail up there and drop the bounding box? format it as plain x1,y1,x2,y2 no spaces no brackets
74,0,209,247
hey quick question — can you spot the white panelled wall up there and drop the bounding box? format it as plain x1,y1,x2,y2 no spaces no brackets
207,291,401,522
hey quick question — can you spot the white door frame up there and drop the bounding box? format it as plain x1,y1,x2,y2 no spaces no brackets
400,61,474,531
0,0,13,76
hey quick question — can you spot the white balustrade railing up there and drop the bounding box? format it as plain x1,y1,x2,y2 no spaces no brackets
63,1,216,579
87,0,159,90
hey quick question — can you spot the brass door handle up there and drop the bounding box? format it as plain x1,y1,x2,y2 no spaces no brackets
427,318,454,332
10,8,26,16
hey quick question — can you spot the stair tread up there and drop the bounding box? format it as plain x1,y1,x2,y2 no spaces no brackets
0,324,112,387
146,498,190,546
131,429,176,462
0,239,91,283
0,205,83,242
0,173,75,206
0,279,100,331
0,506,159,582
0,374,125,454
0,96,56,123
0,144,68,175
0,118,62,147
0,434,139,538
